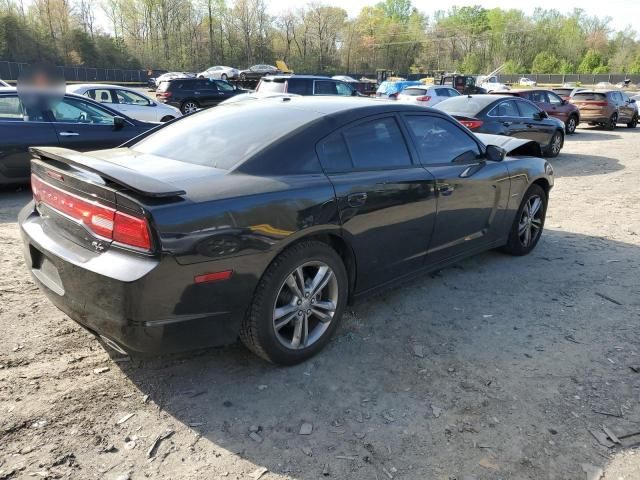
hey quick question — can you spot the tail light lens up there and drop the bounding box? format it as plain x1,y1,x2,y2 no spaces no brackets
31,174,152,251
416,95,432,102
459,120,484,130
586,101,608,106
156,92,172,99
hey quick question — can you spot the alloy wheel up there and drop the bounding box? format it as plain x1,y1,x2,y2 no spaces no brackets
272,261,338,350
518,195,544,248
182,102,198,114
610,114,618,129
551,132,562,155
566,117,576,134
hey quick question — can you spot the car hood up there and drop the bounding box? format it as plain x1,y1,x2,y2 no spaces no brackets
475,133,542,157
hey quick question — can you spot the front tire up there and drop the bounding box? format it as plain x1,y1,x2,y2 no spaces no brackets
501,184,547,256
544,130,563,157
565,115,578,134
627,115,638,128
240,241,348,365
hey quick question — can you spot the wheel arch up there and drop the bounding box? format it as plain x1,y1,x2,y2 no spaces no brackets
531,177,551,198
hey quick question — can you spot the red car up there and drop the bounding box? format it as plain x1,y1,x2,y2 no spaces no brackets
491,89,581,134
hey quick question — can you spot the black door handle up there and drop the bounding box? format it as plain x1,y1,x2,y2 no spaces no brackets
347,192,367,207
502,121,512,126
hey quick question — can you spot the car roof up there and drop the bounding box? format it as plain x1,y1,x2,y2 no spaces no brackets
67,83,137,91
261,75,332,80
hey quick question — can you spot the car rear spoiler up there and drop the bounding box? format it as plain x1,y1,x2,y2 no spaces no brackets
475,133,542,157
29,147,186,198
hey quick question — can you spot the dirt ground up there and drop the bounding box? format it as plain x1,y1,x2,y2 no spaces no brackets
1,125,640,480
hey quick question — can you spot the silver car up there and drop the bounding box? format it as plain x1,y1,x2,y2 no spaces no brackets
397,85,461,107
198,66,239,81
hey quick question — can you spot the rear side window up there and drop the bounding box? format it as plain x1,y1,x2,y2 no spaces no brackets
314,81,338,95
435,88,450,97
490,100,519,117
286,78,310,95
317,132,351,173
343,117,411,170
87,89,114,103
404,115,480,165
401,88,428,96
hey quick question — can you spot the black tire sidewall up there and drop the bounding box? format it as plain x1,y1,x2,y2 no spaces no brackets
181,101,198,114
247,242,348,365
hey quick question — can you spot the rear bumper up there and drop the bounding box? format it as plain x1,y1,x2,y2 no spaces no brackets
19,203,257,354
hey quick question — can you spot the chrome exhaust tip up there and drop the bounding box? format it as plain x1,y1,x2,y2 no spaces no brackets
99,335,128,355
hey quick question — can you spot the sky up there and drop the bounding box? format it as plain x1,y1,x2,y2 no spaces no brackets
268,0,640,33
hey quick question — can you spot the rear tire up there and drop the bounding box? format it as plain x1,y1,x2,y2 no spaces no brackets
180,100,199,114
565,115,578,134
500,184,547,256
606,113,618,130
240,241,348,365
627,115,638,128
221,73,228,80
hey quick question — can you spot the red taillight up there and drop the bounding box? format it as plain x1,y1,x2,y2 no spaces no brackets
459,120,484,130
586,101,608,106
416,95,431,102
113,211,151,250
31,174,152,251
156,92,171,98
194,270,233,284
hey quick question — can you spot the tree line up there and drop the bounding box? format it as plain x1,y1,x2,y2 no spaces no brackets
2,0,640,76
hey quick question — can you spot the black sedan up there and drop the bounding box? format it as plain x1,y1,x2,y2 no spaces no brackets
435,95,566,157
19,98,553,365
0,88,156,185
238,64,280,81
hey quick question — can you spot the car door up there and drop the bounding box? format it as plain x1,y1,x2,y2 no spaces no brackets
400,113,511,265
48,96,140,151
194,79,220,107
431,87,452,106
619,92,634,121
514,99,555,146
0,94,58,182
114,89,156,122
545,91,570,122
316,115,437,292
213,80,238,103
486,99,526,137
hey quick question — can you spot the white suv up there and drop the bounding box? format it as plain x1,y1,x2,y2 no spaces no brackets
397,85,460,107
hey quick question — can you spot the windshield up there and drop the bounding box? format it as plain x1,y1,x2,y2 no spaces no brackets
131,102,319,170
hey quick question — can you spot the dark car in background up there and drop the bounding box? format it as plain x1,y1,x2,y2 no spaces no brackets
255,75,358,96
493,89,581,134
435,94,565,157
156,78,247,114
239,64,281,81
19,97,553,365
0,88,156,185
570,90,638,130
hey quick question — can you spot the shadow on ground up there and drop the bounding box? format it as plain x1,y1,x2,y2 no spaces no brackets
117,229,640,479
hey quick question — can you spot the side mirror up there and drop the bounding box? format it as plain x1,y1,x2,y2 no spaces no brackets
485,144,506,162
630,98,636,104
113,116,126,130
533,111,547,121
561,99,567,105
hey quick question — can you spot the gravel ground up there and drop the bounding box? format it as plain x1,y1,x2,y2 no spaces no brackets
1,126,640,480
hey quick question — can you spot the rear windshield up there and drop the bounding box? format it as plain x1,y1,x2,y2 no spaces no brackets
435,96,494,116
130,102,319,170
256,78,286,93
572,92,607,101
401,87,428,96
552,88,572,96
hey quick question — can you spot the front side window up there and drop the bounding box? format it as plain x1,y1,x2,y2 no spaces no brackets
435,88,450,97
215,81,234,92
116,89,150,105
51,98,115,125
335,82,353,96
404,115,480,165
342,117,411,170
547,92,563,105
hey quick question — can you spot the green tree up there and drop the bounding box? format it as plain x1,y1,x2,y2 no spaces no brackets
531,51,559,73
578,49,605,73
